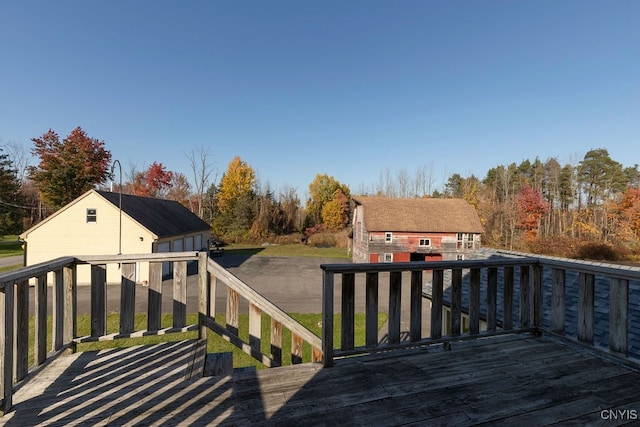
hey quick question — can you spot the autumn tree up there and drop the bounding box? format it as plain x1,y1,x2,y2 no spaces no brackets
214,156,257,238
321,189,349,230
0,147,25,234
29,127,111,210
166,172,191,206
306,174,350,227
131,162,173,198
516,186,550,239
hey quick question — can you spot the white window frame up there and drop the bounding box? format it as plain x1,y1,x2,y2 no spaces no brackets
418,238,431,247
385,232,393,243
86,208,97,223
384,253,393,263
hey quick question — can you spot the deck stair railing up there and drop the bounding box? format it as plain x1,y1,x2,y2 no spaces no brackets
321,255,640,368
0,251,322,415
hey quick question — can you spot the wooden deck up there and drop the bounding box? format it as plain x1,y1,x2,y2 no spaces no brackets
3,334,640,426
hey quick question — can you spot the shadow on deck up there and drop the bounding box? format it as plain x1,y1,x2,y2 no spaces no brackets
3,334,640,426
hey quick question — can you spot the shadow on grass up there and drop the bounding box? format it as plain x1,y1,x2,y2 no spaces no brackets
212,247,265,268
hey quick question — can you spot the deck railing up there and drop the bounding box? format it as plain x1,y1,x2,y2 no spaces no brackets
0,251,322,414
321,255,640,368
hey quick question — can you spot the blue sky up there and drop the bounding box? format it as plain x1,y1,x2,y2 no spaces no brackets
1,1,639,198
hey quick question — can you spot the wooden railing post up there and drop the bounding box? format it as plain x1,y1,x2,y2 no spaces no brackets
63,265,77,345
609,278,628,355
34,275,46,365
322,269,334,368
148,262,163,332
430,269,443,339
14,281,28,382
410,270,423,342
578,272,595,344
551,268,566,335
119,263,136,334
90,264,107,337
469,268,481,335
1,281,14,414
388,272,402,344
486,267,497,332
503,267,514,330
519,265,530,328
173,261,187,328
365,272,379,348
451,269,462,336
198,252,209,340
341,273,355,351
53,269,64,350
532,264,543,328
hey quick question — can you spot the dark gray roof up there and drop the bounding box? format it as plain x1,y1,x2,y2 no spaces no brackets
97,190,210,238
422,248,640,359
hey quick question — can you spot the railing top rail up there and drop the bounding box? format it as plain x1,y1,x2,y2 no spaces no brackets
493,249,640,281
74,251,201,264
208,258,323,350
321,257,537,274
0,256,76,288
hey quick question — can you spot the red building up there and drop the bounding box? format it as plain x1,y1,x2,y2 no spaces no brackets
351,197,483,263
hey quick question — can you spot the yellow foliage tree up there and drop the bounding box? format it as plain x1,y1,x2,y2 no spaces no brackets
216,156,256,214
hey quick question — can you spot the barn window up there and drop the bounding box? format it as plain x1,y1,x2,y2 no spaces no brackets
86,208,97,223
419,238,431,247
384,253,393,262
385,232,392,243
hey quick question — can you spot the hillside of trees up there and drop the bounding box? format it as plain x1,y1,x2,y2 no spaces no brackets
2,128,640,261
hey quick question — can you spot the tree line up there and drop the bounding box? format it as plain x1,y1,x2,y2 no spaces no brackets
2,127,640,258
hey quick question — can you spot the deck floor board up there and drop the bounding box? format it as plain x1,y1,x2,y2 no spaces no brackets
2,334,640,426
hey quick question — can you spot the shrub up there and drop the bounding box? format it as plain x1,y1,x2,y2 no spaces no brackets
572,241,629,262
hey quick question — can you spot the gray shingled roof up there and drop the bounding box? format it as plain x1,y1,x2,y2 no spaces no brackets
353,197,483,233
422,248,640,359
97,190,210,238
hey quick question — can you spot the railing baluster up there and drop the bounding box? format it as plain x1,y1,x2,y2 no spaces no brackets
551,268,565,335
34,275,46,365
451,269,462,336
249,303,261,357
469,268,480,335
519,265,530,328
341,273,355,350
120,263,136,334
487,267,497,332
226,288,239,336
14,281,28,382
388,272,402,344
503,267,514,330
53,269,64,350
365,272,379,348
291,332,303,364
532,264,543,328
173,261,187,328
199,252,209,340
271,318,283,366
90,264,107,337
578,272,595,344
430,269,443,339
609,277,628,355
1,280,14,414
148,262,163,332
322,270,335,368
63,266,76,345
410,270,423,342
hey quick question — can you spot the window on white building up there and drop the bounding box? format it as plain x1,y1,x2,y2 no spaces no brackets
86,208,97,223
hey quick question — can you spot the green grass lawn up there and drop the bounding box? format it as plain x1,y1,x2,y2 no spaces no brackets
31,311,387,370
225,243,350,259
0,235,23,258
